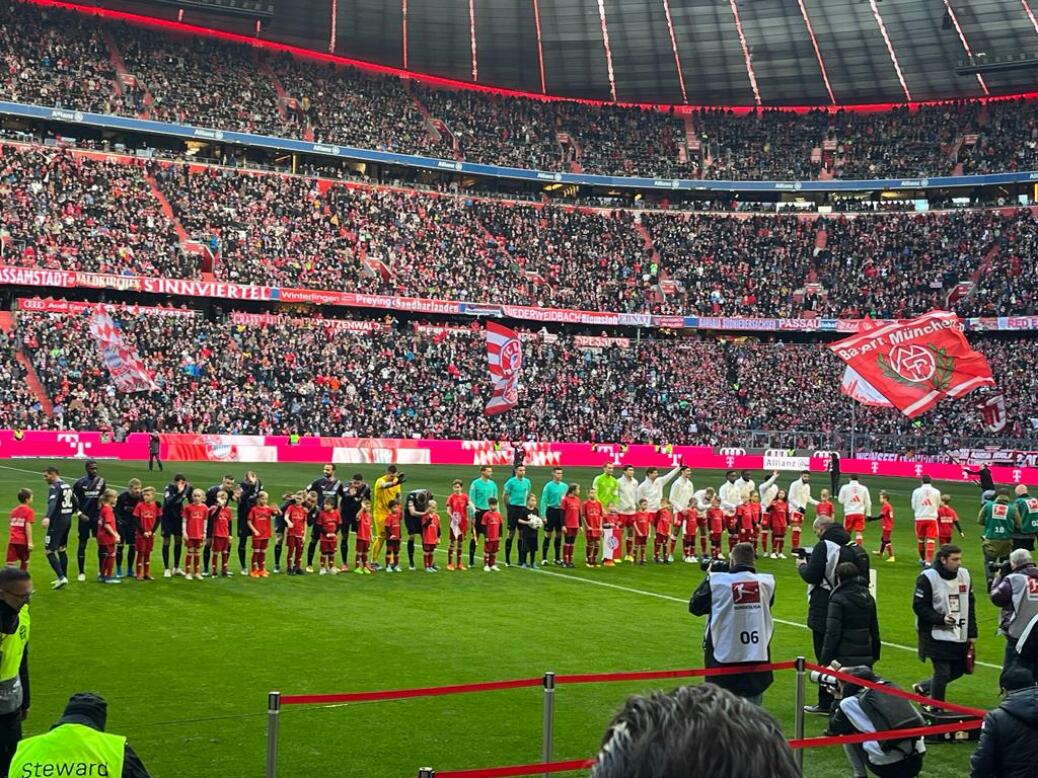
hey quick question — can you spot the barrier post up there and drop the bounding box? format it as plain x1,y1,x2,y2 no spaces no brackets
418,769,435,778
542,672,556,778
794,657,806,775
266,691,281,778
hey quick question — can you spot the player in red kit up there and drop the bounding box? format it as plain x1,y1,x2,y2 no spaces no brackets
7,489,34,571
421,500,442,572
315,499,340,575
736,493,762,548
816,490,834,520
875,491,895,562
133,487,160,580
482,498,503,572
937,494,964,547
632,499,651,565
561,484,582,568
653,499,673,563
384,500,402,572
354,498,374,575
706,497,725,560
283,492,309,576
767,490,789,559
582,488,604,567
97,489,121,583
446,480,470,571
247,491,278,577
209,491,233,577
680,505,698,563
182,489,209,580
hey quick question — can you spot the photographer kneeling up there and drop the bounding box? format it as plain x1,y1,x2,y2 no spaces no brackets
827,666,926,778
689,542,775,705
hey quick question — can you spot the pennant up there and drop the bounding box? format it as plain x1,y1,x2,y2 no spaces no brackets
484,322,522,416
829,310,995,418
88,310,158,393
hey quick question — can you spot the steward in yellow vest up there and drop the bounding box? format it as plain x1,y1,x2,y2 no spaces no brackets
0,568,32,775
8,694,150,778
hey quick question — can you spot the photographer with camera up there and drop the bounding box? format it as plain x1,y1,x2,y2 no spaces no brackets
826,665,926,778
689,542,775,705
989,548,1038,676
969,666,1038,778
912,544,977,703
798,517,870,714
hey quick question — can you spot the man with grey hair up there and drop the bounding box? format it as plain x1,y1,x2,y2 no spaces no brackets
990,547,1038,676
797,516,870,714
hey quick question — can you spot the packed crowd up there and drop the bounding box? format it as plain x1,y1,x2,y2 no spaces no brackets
7,307,1036,448
4,0,1038,181
0,330,48,430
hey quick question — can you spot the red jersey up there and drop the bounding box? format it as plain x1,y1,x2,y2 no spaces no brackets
98,504,118,543
446,492,469,521
937,505,959,528
655,508,673,535
8,505,34,545
681,508,698,535
356,510,373,543
562,495,582,530
582,499,604,531
736,503,762,531
483,510,503,541
767,500,788,531
633,511,652,536
421,512,441,545
249,505,276,540
285,504,309,538
210,506,232,538
318,509,340,538
182,503,209,540
134,501,160,534
881,503,894,533
385,509,402,541
816,500,834,518
706,507,725,534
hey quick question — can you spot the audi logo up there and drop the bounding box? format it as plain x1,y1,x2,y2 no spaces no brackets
813,450,838,459
718,447,746,456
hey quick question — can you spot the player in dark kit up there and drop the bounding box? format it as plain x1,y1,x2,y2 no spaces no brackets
72,460,106,582
304,464,345,572
202,475,236,575
161,474,192,577
114,479,143,579
404,489,432,571
42,466,77,589
339,474,370,573
236,471,262,575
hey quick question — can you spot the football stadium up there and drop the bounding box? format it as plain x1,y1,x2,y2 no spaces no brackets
0,0,1037,776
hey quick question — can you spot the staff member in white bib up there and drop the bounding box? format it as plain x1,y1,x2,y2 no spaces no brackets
838,474,872,547
912,544,977,702
989,548,1038,676
689,543,776,705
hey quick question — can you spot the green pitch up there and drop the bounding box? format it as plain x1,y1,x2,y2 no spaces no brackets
1,460,1001,777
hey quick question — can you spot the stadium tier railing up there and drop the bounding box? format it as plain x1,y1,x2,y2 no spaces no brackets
264,658,986,778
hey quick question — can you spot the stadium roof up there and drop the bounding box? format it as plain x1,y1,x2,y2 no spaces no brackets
93,0,1038,106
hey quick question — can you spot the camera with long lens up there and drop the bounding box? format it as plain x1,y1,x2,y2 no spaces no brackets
809,670,840,691
700,558,730,573
987,559,1012,578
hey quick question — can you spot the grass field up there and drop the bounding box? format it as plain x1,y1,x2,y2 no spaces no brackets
0,459,1002,777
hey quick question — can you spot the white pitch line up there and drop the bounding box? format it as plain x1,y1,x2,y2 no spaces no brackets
0,463,47,476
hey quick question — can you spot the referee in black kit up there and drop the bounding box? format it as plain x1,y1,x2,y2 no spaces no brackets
404,487,432,571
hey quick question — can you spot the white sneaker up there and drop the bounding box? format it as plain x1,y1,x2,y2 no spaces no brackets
778,552,787,559
163,569,172,578
52,577,69,590
319,568,328,576
330,567,338,575
483,565,491,572
305,566,314,574
174,568,185,577
686,555,697,564
539,559,548,566
185,574,194,581
273,567,281,575
667,554,674,563
491,565,501,572
240,569,249,576
77,573,86,582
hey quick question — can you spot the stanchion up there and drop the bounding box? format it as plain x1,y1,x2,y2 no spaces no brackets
542,672,556,778
418,768,435,778
794,657,806,776
266,691,281,778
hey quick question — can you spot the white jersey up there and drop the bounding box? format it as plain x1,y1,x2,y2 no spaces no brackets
737,477,756,504
789,479,817,513
920,567,971,643
669,476,696,512
838,481,872,517
616,476,640,514
759,474,779,510
718,481,742,515
709,571,775,663
692,489,714,512
911,484,942,521
636,466,681,512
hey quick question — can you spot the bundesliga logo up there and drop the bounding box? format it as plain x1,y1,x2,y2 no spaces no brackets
732,580,761,604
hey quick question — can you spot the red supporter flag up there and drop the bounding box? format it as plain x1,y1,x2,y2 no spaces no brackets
829,310,995,418
484,322,522,416
976,391,1007,433
88,310,159,393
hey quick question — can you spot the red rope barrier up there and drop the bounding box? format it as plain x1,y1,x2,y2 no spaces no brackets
788,718,983,749
554,661,797,685
802,662,988,718
433,758,596,778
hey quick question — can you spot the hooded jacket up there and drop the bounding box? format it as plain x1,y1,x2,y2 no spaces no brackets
969,685,1038,778
820,576,881,667
798,523,869,632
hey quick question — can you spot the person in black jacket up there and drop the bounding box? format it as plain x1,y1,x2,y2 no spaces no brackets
798,518,870,713
969,666,1038,778
829,452,841,496
821,562,881,668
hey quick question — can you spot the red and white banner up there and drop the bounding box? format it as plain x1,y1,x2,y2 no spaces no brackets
977,392,1008,433
88,311,158,393
829,310,995,418
601,527,623,561
229,311,384,332
19,298,197,318
573,335,631,350
485,322,522,416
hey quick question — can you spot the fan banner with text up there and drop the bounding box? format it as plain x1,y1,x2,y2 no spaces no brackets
829,310,995,418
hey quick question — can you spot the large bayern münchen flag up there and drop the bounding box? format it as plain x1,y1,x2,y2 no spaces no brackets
484,322,522,416
88,310,159,393
829,310,994,418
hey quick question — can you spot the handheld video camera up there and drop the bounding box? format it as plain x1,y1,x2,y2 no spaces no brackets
700,559,731,574
792,547,812,561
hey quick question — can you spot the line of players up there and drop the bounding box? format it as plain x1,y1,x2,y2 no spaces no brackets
18,461,972,588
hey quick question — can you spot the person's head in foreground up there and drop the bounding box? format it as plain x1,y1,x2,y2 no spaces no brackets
591,684,799,778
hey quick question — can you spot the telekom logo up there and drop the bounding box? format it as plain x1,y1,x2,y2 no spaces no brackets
56,433,92,458
914,464,924,477
1013,469,1023,483
871,461,879,474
